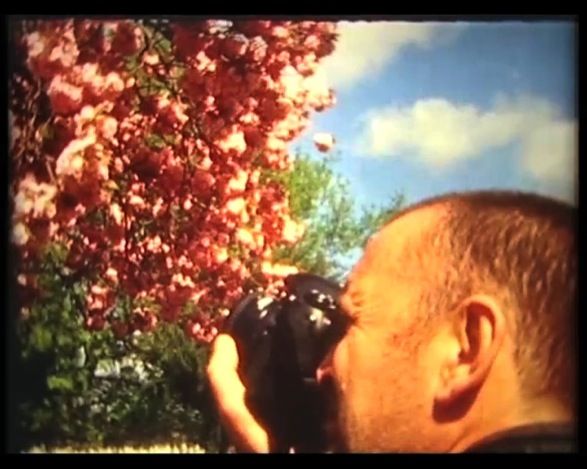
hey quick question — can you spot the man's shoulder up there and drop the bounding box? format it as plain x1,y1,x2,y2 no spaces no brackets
465,422,576,453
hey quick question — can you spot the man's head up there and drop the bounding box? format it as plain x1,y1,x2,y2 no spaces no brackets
319,191,576,452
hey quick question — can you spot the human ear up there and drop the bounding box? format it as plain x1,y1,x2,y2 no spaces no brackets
435,295,507,405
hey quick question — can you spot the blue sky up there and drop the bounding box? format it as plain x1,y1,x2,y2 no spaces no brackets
293,21,577,211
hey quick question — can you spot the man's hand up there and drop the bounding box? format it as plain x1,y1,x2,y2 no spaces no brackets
207,333,271,453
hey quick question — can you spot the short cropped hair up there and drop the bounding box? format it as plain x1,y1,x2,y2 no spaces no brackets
391,191,576,407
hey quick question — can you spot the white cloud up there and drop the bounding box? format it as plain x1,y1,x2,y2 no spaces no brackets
319,21,465,90
521,120,577,187
355,94,577,197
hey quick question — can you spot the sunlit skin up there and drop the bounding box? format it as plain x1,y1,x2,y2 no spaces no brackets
208,203,574,452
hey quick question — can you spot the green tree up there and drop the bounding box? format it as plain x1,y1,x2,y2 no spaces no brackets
273,152,404,281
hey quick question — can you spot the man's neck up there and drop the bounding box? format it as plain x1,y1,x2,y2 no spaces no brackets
449,397,574,453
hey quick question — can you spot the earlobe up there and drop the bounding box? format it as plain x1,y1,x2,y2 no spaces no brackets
435,295,507,406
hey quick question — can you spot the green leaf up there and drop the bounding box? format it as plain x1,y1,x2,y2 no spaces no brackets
55,334,73,348
145,133,166,150
30,326,53,352
47,375,74,392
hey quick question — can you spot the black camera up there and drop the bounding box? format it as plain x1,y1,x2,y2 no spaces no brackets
222,273,349,452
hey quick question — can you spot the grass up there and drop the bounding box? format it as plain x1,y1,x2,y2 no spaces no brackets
26,443,207,453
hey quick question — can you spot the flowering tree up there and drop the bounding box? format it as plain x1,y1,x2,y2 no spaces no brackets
9,19,404,452
10,18,338,344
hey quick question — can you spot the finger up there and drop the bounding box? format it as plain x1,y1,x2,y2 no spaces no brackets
207,334,270,453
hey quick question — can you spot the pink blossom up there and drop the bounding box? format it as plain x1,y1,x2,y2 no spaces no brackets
214,247,229,264
143,51,160,65
261,261,298,277
47,75,84,115
55,131,97,178
110,203,124,225
281,216,305,243
105,268,119,283
313,132,335,152
12,222,29,246
227,169,248,193
96,115,118,140
235,227,255,246
216,128,247,156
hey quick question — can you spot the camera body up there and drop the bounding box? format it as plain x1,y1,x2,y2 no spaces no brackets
222,273,348,452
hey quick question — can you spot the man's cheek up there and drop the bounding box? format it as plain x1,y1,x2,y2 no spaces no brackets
332,338,351,394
